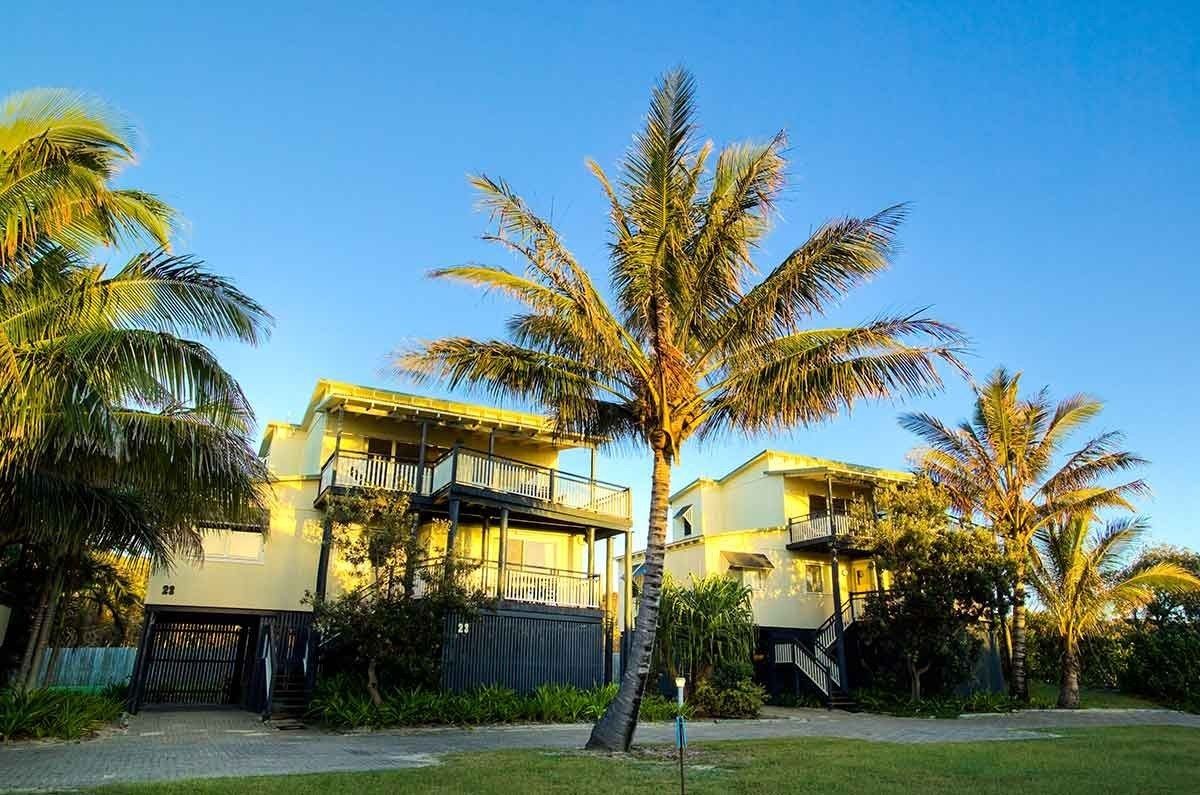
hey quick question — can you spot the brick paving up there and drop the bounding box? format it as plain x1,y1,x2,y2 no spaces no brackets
1,707,1197,791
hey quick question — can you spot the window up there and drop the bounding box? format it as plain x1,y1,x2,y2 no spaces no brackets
200,529,264,563
731,568,763,592
506,538,556,569
809,495,847,516
366,437,394,457
673,504,695,539
804,563,824,593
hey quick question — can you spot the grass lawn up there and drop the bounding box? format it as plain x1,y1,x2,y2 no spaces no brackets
88,727,1199,794
1028,680,1162,709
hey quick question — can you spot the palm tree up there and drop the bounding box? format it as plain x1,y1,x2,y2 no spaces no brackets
0,89,173,269
901,369,1147,700
397,69,965,751
1030,515,1200,707
1,247,271,689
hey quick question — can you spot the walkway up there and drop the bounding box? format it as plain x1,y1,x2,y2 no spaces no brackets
2,707,1197,791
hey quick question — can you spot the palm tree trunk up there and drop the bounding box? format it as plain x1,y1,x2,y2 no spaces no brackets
1009,560,1029,702
586,441,671,752
1058,642,1081,708
15,577,52,690
25,567,65,690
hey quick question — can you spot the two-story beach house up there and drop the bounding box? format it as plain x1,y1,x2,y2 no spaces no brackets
620,450,910,708
127,380,635,716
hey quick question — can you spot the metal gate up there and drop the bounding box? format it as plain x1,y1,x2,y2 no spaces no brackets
139,617,253,706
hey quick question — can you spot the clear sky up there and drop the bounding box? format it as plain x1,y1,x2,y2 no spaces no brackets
5,1,1197,551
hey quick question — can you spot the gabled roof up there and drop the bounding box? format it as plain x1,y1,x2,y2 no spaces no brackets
669,448,911,501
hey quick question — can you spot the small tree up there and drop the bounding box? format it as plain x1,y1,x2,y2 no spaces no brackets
858,478,1012,701
654,574,755,688
309,491,486,704
1029,516,1200,708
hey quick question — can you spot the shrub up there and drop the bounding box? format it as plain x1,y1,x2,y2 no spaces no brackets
307,678,625,728
638,694,693,721
854,687,1052,719
691,677,765,718
1121,623,1200,712
0,688,123,742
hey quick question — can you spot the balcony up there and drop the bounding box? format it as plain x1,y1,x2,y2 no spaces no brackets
786,512,871,551
317,446,632,528
409,558,601,610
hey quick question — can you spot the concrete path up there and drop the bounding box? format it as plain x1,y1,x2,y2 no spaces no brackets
2,707,1198,792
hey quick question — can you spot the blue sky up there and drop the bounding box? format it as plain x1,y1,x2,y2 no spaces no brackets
5,1,1197,551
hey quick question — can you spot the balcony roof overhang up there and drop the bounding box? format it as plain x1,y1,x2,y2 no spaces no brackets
769,465,913,487
262,379,599,455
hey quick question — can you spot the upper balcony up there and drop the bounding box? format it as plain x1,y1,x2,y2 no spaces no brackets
317,446,632,530
786,511,873,553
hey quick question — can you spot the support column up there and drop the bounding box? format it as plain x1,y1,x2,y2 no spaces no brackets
830,545,850,691
586,527,596,607
605,535,614,616
315,516,334,598
481,515,491,587
416,421,429,494
497,507,509,600
445,499,461,579
622,529,633,632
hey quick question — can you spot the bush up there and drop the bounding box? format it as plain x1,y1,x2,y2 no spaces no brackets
1121,623,1200,712
1026,612,1131,690
0,688,123,742
308,676,628,728
638,694,693,721
854,687,1052,719
691,677,765,718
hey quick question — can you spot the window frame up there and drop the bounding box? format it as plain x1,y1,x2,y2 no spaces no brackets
200,529,265,565
804,563,825,594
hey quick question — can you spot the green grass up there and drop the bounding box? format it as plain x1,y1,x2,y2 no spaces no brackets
87,727,1199,794
1028,680,1162,710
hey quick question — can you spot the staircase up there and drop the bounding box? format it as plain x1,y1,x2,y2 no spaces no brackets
269,670,309,721
774,596,868,711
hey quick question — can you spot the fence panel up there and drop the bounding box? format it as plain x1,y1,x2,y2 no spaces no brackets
36,646,137,689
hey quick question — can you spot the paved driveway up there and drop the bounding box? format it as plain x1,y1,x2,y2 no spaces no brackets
1,707,1197,791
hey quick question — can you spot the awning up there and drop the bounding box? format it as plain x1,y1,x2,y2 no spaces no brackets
721,551,775,570
673,504,693,519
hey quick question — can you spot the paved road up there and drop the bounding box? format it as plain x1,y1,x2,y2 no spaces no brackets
1,707,1197,791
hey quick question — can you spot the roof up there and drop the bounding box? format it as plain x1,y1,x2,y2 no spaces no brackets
669,449,911,501
721,551,774,570
260,379,595,456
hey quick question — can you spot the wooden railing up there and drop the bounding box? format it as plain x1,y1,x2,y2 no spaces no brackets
318,450,433,495
786,512,864,545
430,447,632,521
319,447,632,522
774,641,834,696
409,558,601,610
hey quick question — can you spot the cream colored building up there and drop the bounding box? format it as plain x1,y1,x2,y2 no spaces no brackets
619,450,910,704
132,380,633,714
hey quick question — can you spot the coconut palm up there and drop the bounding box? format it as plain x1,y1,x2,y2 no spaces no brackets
0,89,173,269
900,369,1147,700
1,246,271,689
397,69,966,751
1030,515,1200,707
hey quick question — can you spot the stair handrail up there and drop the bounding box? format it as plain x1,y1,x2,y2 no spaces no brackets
774,639,834,696
260,622,276,720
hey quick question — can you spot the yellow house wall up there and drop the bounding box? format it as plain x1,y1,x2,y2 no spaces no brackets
147,477,326,612
715,465,787,531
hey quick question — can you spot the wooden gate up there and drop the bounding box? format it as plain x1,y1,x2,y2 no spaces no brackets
139,617,253,706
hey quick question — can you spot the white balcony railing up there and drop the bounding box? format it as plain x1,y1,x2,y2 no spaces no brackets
786,512,864,545
320,447,632,523
318,450,433,495
411,559,601,610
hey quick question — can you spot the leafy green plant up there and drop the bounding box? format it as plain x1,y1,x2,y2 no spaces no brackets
691,677,766,718
0,688,123,741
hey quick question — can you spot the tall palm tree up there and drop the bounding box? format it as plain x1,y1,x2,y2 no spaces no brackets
397,69,965,751
901,369,1147,700
1,246,271,689
1030,515,1200,707
0,89,173,269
